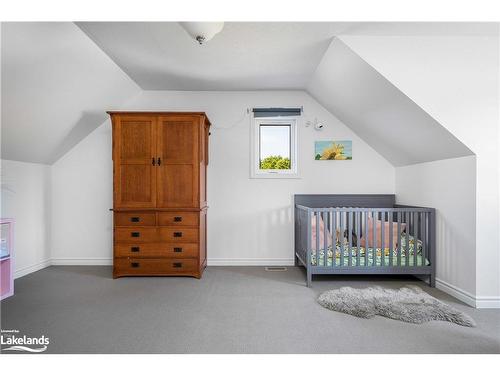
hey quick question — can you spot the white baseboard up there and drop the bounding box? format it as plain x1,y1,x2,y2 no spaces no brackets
13,258,111,279
50,258,112,266
51,258,294,267
207,258,295,266
14,257,289,279
436,278,500,308
475,296,500,308
435,278,476,307
14,259,51,279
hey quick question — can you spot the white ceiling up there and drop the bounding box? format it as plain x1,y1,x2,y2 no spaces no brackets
76,22,498,91
77,22,338,90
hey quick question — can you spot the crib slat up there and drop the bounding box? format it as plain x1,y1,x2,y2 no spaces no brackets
414,212,418,267
328,211,333,268
372,211,377,266
381,211,385,267
397,212,402,266
308,210,312,269
357,211,361,267
406,211,410,267
340,211,344,267
389,211,393,266
323,212,328,267
364,211,369,267
332,211,337,267
348,211,353,266
316,211,320,267
421,212,426,266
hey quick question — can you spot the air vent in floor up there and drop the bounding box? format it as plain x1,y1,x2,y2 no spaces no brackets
265,266,287,272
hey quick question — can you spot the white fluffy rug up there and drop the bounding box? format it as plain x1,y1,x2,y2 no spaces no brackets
318,285,475,327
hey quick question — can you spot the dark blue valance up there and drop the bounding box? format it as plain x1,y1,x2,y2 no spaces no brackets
252,107,302,118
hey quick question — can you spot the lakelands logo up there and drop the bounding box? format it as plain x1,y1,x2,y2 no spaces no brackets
1,329,50,353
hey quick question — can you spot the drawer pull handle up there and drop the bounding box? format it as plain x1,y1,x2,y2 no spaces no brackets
173,232,182,237
131,262,140,268
173,262,182,268
131,246,140,252
131,232,140,237
174,216,182,222
173,247,183,253
130,217,140,222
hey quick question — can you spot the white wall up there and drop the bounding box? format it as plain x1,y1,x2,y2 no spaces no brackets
341,35,500,306
50,124,113,264
51,91,395,265
0,159,51,277
396,156,477,305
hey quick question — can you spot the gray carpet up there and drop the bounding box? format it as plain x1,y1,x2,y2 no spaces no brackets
1,266,499,354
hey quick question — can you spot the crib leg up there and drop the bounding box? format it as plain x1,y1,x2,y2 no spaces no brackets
429,273,436,288
306,269,312,287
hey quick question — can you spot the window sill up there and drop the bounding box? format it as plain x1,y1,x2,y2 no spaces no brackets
250,172,301,179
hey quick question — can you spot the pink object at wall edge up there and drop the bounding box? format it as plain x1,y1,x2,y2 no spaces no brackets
1,218,14,300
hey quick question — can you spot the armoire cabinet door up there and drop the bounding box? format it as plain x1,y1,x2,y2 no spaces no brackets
156,115,200,208
199,120,209,207
113,116,157,208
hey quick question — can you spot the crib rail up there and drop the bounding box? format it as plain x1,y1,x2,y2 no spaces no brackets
294,202,435,287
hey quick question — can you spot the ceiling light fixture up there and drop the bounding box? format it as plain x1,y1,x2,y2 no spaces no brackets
179,22,224,45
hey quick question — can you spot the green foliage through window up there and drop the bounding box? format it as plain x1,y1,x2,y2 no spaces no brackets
260,155,291,170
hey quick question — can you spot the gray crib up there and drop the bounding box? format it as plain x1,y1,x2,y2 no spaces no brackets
294,194,435,287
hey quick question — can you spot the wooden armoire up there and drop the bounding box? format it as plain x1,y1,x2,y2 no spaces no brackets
109,112,210,279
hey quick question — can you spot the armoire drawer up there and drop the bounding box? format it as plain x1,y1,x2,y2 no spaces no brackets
115,228,158,242
114,212,156,226
159,227,198,243
114,258,198,275
115,243,199,258
158,212,199,227
115,227,199,243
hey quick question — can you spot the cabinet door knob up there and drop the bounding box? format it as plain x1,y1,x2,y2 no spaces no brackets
131,246,140,252
173,262,182,268
174,216,182,222
152,157,156,166
130,217,140,222
157,157,161,166
173,247,183,253
131,262,140,268
131,232,140,237
173,232,182,237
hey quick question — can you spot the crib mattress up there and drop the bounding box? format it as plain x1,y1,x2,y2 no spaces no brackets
310,247,429,267
309,233,429,267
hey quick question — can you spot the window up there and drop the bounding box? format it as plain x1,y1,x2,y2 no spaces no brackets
251,117,298,178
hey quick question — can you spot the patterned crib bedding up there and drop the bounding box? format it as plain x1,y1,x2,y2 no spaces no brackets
309,234,429,267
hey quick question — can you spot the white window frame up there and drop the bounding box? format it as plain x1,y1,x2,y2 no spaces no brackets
250,117,299,179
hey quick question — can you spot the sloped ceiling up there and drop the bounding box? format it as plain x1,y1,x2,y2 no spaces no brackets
307,38,473,166
339,34,499,156
1,22,140,164
1,22,484,165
